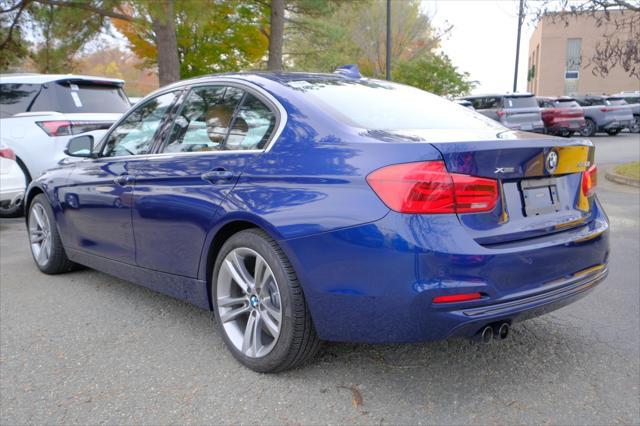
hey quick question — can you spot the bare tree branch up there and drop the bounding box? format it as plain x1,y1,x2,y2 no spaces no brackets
30,0,138,22
0,0,28,50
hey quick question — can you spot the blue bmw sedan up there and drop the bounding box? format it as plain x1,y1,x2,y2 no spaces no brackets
24,69,609,372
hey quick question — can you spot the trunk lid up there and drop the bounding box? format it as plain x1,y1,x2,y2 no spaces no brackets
388,129,595,245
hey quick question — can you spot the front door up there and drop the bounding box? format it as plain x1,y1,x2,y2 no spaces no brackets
59,91,180,263
131,84,278,277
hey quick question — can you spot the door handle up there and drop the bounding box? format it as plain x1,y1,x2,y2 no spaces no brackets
201,168,235,184
113,175,134,186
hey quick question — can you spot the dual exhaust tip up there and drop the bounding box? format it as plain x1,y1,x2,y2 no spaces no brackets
478,322,510,343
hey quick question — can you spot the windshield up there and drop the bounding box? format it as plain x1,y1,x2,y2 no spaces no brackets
554,100,580,108
288,79,503,130
503,96,538,109
30,82,130,114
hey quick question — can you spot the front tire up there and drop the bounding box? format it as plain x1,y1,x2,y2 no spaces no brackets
212,229,320,372
27,194,75,274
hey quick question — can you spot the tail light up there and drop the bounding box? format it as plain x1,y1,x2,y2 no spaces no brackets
366,161,499,214
36,120,112,137
0,147,16,161
496,110,506,118
433,292,482,304
582,164,598,197
599,107,614,112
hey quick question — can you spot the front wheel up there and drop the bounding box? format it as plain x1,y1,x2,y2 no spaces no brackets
27,194,75,274
212,229,320,372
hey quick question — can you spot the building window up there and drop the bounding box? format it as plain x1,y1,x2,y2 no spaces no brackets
565,38,581,95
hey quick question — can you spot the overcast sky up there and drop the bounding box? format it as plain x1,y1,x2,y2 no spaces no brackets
422,0,536,94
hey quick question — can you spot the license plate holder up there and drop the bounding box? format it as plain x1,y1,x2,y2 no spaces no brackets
521,177,561,216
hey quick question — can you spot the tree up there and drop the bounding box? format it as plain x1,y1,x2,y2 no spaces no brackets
287,0,441,77
394,54,476,97
114,0,268,79
530,0,640,78
0,2,28,71
267,0,284,71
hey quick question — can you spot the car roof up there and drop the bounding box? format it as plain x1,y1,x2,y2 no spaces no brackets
0,73,124,86
463,93,534,98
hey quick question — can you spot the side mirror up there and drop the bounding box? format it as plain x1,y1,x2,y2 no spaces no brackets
64,135,94,158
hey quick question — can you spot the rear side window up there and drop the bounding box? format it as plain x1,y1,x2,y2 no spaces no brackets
503,96,538,108
30,82,130,113
226,93,276,150
163,86,244,153
0,83,41,118
605,99,627,106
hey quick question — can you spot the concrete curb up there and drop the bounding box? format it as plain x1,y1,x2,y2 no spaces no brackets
605,166,640,188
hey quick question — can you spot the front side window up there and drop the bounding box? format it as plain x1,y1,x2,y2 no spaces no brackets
163,86,243,153
102,91,178,157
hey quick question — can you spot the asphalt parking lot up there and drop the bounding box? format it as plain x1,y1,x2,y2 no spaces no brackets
1,134,639,425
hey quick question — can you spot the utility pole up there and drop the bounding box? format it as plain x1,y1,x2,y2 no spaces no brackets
386,0,391,80
513,0,525,92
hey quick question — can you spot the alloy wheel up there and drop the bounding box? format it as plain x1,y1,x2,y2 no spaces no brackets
216,247,282,358
29,203,52,267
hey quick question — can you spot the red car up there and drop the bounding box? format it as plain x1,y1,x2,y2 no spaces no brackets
537,97,586,137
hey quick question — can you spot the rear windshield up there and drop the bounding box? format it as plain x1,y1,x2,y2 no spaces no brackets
0,83,41,118
554,100,580,108
605,99,627,106
622,96,639,104
502,96,538,109
289,79,503,130
29,81,130,113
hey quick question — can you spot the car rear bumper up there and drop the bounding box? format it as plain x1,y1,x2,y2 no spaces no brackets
546,120,585,132
282,198,610,343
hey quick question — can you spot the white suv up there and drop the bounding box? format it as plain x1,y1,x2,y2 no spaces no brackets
0,74,131,217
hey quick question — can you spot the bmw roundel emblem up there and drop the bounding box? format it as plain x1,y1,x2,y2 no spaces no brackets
545,150,559,174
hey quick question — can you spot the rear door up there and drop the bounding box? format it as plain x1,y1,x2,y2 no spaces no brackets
131,83,279,277
501,96,543,131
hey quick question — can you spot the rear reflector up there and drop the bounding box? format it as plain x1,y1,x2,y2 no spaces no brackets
433,292,482,304
36,120,113,137
366,161,498,214
0,147,16,161
582,164,597,197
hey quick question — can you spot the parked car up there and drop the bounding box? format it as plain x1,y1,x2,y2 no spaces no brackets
24,71,609,372
0,144,26,209
455,99,475,109
611,91,640,133
0,73,130,217
574,95,634,137
536,96,585,137
460,93,545,133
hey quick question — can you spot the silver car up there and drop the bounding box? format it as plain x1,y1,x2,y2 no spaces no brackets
574,95,634,136
611,91,639,133
461,93,545,133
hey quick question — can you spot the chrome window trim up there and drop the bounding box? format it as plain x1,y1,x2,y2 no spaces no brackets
95,77,287,163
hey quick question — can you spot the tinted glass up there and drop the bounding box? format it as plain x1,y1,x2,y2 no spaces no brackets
554,100,580,108
103,91,178,157
164,86,243,153
605,99,627,106
0,83,40,117
588,98,605,106
225,93,276,150
295,80,502,130
503,96,538,108
623,96,639,104
30,82,130,113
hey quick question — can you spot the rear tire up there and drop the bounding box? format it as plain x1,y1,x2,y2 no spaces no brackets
27,194,75,274
580,118,596,137
212,229,320,372
630,115,640,133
